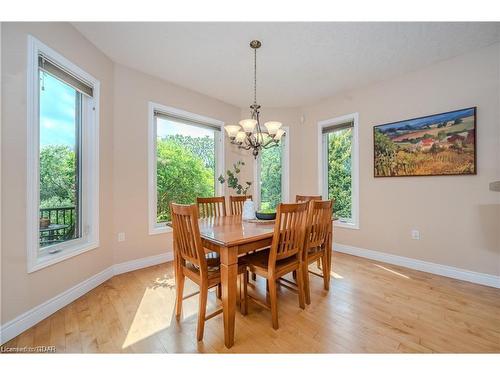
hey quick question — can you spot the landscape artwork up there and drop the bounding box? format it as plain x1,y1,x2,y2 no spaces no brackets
374,107,476,177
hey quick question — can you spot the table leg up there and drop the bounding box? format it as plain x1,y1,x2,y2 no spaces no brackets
220,246,238,349
326,222,333,285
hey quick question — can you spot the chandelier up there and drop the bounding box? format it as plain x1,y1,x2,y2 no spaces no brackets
224,40,285,158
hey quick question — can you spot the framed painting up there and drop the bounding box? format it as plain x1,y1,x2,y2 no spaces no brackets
374,107,476,177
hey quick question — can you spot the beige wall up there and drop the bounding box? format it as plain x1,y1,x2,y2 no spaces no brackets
295,43,500,276
1,23,115,323
112,64,251,264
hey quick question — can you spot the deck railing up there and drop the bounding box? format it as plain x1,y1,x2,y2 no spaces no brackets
39,206,76,247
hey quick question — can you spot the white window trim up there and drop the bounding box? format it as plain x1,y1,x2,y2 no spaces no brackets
317,113,359,230
253,126,290,209
27,35,100,273
148,102,225,235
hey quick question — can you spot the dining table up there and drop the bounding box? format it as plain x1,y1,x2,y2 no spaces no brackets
169,215,332,349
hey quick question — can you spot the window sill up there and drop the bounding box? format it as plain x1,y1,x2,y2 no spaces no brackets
149,224,173,235
28,240,99,273
334,221,359,230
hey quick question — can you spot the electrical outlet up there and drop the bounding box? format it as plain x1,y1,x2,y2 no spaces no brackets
411,229,420,240
118,232,125,242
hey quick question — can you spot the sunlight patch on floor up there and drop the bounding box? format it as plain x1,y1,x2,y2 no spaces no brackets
122,286,174,349
374,264,410,279
330,271,344,279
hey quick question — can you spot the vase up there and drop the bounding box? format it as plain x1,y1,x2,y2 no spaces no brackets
242,198,256,221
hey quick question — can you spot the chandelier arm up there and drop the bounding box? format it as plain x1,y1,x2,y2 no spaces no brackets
262,141,279,150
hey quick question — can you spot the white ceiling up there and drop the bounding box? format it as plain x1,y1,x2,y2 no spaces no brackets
73,22,500,108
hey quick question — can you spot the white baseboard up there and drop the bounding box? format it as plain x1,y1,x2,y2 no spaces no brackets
334,243,500,289
0,251,173,345
113,252,174,275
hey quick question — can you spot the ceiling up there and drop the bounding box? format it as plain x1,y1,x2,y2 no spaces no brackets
73,22,500,108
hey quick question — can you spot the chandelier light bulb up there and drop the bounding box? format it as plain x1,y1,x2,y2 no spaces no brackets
274,128,285,141
264,121,282,135
239,119,257,133
224,124,241,139
235,131,247,143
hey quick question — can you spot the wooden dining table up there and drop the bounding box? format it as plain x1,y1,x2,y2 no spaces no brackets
169,215,332,349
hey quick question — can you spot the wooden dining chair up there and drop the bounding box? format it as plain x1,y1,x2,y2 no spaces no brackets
196,196,227,218
229,195,252,216
295,195,323,269
241,202,308,329
302,199,333,305
295,194,322,202
170,203,248,341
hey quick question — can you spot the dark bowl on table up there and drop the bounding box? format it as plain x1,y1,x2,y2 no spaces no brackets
255,211,276,220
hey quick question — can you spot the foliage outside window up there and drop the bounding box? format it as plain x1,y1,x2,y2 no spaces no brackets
155,117,219,223
259,143,283,211
326,128,353,220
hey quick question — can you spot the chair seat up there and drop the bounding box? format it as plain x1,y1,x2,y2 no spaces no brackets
184,257,247,287
241,248,299,278
306,246,325,262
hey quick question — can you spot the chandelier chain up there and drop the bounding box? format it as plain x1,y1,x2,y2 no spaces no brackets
253,47,257,105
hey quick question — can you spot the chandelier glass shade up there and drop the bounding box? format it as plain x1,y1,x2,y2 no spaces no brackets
224,40,285,158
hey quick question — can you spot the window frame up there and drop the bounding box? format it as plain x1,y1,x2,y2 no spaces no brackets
317,113,359,230
253,126,290,209
148,102,225,235
27,35,100,273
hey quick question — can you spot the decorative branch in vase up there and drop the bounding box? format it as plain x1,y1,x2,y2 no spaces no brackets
218,161,252,195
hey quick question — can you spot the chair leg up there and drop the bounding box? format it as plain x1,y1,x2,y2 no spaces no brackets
196,283,208,341
292,270,297,281
304,261,312,305
322,252,330,291
316,258,322,269
175,271,185,321
216,283,222,299
296,264,306,309
269,278,279,330
241,272,248,315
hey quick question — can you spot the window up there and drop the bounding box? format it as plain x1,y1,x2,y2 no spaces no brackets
148,103,224,234
27,36,100,272
318,114,359,229
254,127,289,211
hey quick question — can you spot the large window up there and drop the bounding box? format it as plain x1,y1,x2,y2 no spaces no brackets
148,103,223,234
254,128,289,211
319,114,359,229
27,36,100,272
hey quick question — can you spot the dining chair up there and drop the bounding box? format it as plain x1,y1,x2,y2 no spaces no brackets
229,195,252,216
295,195,323,269
302,199,333,305
171,203,248,341
295,194,322,202
241,201,308,329
196,196,227,218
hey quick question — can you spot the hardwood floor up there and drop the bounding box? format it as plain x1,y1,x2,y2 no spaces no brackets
2,252,500,353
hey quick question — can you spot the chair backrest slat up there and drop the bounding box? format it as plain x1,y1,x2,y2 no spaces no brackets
295,195,322,203
269,202,308,267
170,203,207,273
196,196,227,218
229,195,252,216
305,200,333,251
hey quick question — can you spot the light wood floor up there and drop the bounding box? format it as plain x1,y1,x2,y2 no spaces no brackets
2,252,500,353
